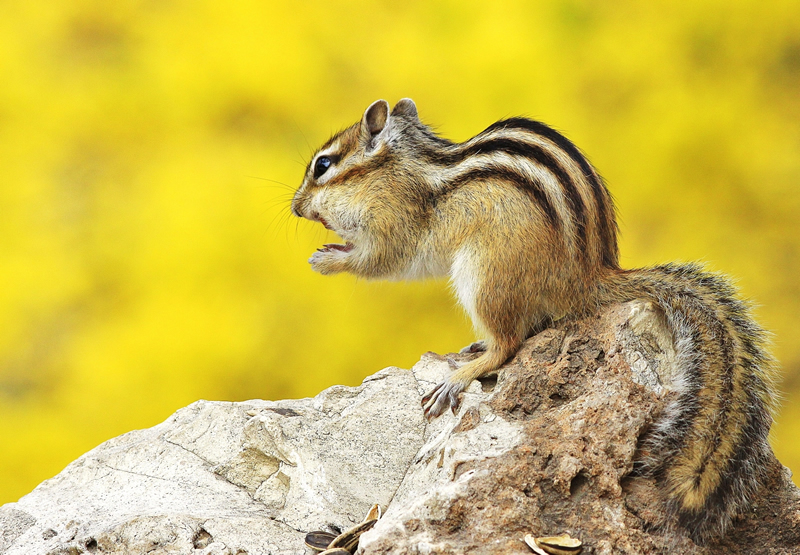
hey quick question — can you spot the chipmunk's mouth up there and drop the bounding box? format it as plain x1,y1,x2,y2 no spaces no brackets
315,216,356,254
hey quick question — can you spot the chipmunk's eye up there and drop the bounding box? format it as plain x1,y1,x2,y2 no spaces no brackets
313,156,332,179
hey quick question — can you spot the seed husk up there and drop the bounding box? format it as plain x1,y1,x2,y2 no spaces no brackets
364,503,382,522
328,519,378,552
304,530,337,551
318,550,351,555
523,534,582,555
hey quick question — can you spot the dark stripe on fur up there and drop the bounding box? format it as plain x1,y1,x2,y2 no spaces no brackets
461,138,588,254
327,150,394,187
444,165,561,231
692,321,736,485
484,118,619,267
420,136,587,254
677,389,772,543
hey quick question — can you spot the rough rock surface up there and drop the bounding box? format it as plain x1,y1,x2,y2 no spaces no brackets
2,302,799,554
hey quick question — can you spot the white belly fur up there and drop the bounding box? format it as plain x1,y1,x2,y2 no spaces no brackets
450,246,482,332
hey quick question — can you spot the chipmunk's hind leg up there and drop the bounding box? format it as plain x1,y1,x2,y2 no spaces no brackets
424,245,529,418
422,337,519,419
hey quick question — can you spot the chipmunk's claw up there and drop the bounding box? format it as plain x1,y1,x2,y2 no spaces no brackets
422,380,464,419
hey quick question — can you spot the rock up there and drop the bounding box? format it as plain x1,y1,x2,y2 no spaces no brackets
0,368,426,554
2,301,799,555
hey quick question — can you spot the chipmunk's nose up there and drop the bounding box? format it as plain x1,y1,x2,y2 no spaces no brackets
290,193,303,218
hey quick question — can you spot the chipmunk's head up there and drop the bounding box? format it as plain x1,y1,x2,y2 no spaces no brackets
291,98,426,271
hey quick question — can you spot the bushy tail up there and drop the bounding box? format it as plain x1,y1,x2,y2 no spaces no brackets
602,263,778,543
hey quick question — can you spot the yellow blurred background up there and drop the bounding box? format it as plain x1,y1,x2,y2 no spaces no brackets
1,0,799,503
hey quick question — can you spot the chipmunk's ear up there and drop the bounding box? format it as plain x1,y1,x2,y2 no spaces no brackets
361,100,390,142
391,98,418,119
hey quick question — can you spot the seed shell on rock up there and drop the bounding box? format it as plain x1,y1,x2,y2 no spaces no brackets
328,519,378,552
523,533,583,555
364,503,382,522
304,530,338,551
536,534,582,553
524,535,548,555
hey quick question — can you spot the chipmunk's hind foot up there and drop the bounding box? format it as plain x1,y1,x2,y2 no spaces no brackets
422,339,519,420
421,380,465,419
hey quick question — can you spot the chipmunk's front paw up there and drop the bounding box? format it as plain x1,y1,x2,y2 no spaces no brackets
421,380,466,419
308,247,348,275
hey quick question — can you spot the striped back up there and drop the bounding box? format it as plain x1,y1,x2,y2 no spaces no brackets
407,116,620,271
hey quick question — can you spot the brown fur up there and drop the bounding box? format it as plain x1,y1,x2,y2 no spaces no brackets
291,99,778,544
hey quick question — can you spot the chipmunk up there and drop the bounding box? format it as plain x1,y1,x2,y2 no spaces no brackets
290,98,778,543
